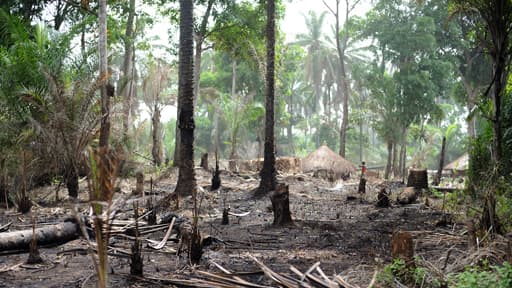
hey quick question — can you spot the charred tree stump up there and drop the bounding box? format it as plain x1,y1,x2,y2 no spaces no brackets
65,165,79,198
134,171,144,196
211,156,221,191
407,169,428,189
466,219,477,253
26,220,43,264
221,208,229,225
358,177,366,194
0,220,79,251
200,153,209,170
270,183,293,226
190,227,202,264
391,230,415,268
130,203,143,277
376,188,390,208
146,198,156,225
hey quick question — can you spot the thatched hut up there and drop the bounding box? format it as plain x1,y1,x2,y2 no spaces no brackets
302,145,357,180
444,153,469,176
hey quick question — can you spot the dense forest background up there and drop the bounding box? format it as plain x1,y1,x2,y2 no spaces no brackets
0,0,511,230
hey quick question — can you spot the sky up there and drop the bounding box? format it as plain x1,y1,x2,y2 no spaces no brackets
283,0,371,42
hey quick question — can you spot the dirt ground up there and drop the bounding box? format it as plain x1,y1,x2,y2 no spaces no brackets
0,168,470,287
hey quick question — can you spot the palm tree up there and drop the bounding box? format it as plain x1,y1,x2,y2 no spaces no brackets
294,10,328,116
174,0,196,197
256,0,276,196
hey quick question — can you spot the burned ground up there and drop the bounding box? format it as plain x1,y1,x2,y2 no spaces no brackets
0,169,470,287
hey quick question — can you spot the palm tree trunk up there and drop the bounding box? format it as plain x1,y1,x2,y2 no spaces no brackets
174,0,196,197
256,0,277,196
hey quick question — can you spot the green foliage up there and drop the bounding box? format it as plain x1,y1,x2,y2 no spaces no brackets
377,259,445,288
451,262,512,288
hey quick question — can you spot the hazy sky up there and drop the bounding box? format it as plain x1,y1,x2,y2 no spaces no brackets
283,0,371,42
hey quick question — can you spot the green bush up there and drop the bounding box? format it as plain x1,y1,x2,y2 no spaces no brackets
451,262,512,288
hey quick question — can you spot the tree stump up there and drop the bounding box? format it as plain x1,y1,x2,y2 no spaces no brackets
358,177,366,194
391,230,415,268
134,170,144,195
200,153,209,170
407,169,428,189
466,219,477,253
270,183,293,226
211,164,221,191
221,208,229,225
26,223,43,264
376,188,390,208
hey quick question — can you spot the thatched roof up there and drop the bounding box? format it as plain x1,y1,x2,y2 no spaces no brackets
301,145,357,176
444,153,469,171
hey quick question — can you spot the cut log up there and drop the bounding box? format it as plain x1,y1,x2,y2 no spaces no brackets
0,220,79,252
270,183,293,226
391,230,415,268
397,187,417,205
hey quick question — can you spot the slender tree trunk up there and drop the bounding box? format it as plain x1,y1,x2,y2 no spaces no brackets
434,136,446,186
287,90,294,155
401,142,407,180
392,142,399,177
121,0,136,143
174,0,196,197
152,103,162,166
193,0,214,104
384,140,392,179
98,0,110,148
256,0,277,196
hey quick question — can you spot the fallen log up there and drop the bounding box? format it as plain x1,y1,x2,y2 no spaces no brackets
0,220,79,252
398,187,418,205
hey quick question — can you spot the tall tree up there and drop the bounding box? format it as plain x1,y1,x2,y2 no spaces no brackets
174,0,196,197
294,10,328,117
256,0,277,196
121,0,136,144
364,0,453,178
451,0,512,235
174,0,234,166
323,0,361,157
451,0,512,167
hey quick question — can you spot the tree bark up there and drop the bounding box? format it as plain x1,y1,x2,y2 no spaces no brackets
0,221,79,251
256,0,277,197
174,0,196,197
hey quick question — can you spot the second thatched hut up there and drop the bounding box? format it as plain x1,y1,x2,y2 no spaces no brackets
302,144,357,180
